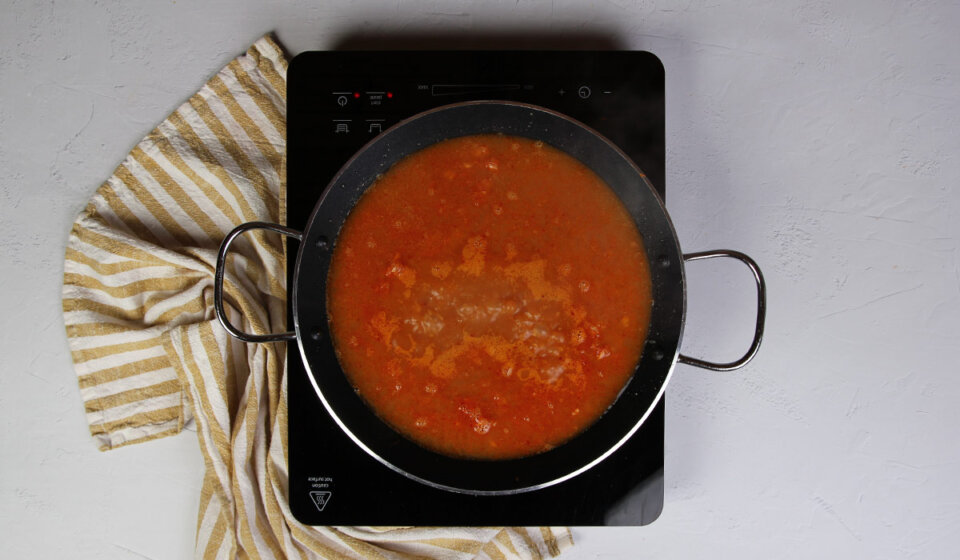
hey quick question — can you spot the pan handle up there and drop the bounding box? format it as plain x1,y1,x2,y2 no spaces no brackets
677,250,766,371
214,221,303,343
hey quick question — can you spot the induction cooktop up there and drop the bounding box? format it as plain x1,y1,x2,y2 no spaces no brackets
285,50,665,525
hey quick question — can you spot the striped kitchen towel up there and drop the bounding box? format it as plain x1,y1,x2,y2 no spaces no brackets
61,35,573,559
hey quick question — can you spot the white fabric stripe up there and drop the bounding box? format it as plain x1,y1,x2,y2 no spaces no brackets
100,417,182,449
86,392,181,425
65,285,208,330
503,531,526,560
91,432,112,449
187,326,231,439
140,145,235,234
213,530,233,560
238,249,283,301
65,262,191,288
221,61,284,142
71,340,164,370
122,155,214,246
231,405,273,560
64,326,166,352
207,319,230,373
242,237,284,294
200,86,281,193
175,101,271,220
521,532,536,560
251,37,286,78
232,57,285,121
73,356,169,389
267,462,305,553
523,529,546,559
195,492,221,559
65,284,189,313
172,328,235,516
313,527,364,558
236,44,285,111
103,173,182,247
154,119,253,225
273,368,289,467
66,232,143,266
226,260,273,331
67,221,213,274
267,452,294,558
87,191,142,240
228,328,247,413
79,365,176,402
142,283,210,324
63,309,168,329
250,354,277,560
279,519,297,560
140,129,239,233
220,67,284,147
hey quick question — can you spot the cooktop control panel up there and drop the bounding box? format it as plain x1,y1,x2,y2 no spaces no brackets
287,51,664,234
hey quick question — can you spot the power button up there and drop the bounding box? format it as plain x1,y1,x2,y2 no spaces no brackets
578,86,591,99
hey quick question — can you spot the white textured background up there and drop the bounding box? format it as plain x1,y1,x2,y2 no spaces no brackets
2,1,959,558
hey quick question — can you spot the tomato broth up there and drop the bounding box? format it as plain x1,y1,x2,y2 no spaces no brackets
327,134,652,459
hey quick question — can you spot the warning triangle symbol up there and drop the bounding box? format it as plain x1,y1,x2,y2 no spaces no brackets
309,491,332,511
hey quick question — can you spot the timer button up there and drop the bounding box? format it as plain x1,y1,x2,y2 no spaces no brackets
578,86,591,99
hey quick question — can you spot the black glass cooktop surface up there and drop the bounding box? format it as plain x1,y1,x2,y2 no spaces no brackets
286,50,665,525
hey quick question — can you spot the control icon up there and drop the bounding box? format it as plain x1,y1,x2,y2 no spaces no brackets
337,95,348,107
368,122,382,134
578,86,591,99
333,121,350,133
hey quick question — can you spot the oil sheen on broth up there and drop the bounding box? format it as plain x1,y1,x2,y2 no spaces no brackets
327,134,653,460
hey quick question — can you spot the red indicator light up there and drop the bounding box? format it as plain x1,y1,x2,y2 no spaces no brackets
387,92,393,99
353,92,361,98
